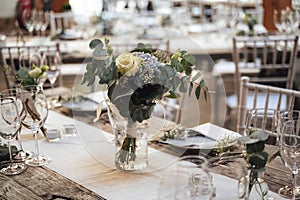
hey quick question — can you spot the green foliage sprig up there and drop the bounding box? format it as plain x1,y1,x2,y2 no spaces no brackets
238,130,269,199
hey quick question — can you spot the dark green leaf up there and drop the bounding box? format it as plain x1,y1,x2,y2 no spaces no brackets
250,131,269,141
246,141,265,153
188,82,193,96
89,39,103,49
183,54,196,66
179,76,187,93
184,66,192,75
195,85,201,99
165,90,179,98
204,88,208,101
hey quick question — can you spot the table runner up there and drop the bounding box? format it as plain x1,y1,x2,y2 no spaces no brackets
16,111,286,199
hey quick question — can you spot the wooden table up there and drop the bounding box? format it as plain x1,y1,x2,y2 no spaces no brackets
0,166,105,200
0,107,289,200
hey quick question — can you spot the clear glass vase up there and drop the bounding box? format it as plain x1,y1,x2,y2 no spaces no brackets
238,169,269,200
106,100,148,170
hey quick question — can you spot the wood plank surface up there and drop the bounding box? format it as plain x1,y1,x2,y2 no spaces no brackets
0,166,105,200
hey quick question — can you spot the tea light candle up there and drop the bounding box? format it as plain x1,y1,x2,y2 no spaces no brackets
46,129,61,142
62,124,78,137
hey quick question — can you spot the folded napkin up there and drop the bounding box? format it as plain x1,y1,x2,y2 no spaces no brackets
0,145,18,162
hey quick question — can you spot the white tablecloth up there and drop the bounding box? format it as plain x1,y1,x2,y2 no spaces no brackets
20,111,286,200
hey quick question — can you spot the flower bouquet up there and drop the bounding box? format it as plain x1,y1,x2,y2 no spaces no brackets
6,64,49,87
81,38,207,170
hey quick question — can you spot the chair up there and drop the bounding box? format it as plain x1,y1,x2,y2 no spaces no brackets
237,76,300,135
110,38,170,56
0,43,70,98
0,43,60,88
49,11,75,36
225,35,299,130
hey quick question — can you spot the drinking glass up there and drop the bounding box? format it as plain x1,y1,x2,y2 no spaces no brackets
42,51,61,98
175,155,213,200
22,8,36,35
19,85,50,166
1,89,31,160
245,108,279,145
40,11,50,36
0,97,27,175
280,119,300,200
277,110,300,198
273,9,284,33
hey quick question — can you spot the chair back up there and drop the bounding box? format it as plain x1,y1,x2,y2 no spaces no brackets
237,76,300,134
49,11,75,36
0,43,61,88
110,39,170,56
232,35,299,103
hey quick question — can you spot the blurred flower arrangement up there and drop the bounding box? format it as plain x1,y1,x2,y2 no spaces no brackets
6,64,49,87
81,38,207,168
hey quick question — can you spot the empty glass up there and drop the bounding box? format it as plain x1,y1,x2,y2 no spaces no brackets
42,51,62,99
245,108,279,145
19,85,50,166
277,110,300,198
0,97,27,175
22,8,36,35
1,88,31,160
175,155,213,200
280,119,300,200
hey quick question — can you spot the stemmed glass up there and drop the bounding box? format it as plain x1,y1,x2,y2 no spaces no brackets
40,11,50,36
1,89,30,160
277,110,300,198
280,119,300,200
42,51,61,98
245,108,279,145
20,85,50,166
22,8,36,35
0,97,27,175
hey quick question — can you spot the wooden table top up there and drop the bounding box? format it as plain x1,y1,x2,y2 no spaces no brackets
0,109,291,199
0,166,105,200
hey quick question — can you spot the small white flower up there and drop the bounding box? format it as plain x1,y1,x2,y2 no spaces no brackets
28,67,42,78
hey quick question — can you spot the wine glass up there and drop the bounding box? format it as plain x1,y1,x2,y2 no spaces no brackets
42,51,61,99
273,9,284,33
22,8,36,35
277,110,300,198
19,85,50,166
1,88,31,160
245,108,279,145
280,119,300,200
0,97,27,175
40,11,50,36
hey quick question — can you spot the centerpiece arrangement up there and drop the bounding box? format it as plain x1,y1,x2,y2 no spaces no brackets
6,64,49,87
81,38,207,170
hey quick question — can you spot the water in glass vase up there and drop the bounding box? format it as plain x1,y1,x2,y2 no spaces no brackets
114,125,148,170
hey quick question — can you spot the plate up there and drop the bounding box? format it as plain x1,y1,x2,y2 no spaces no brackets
160,123,241,150
62,96,100,112
161,135,218,150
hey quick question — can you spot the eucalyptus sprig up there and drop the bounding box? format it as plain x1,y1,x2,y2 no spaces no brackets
238,130,269,199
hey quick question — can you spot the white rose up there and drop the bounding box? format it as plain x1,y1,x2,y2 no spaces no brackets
116,53,141,76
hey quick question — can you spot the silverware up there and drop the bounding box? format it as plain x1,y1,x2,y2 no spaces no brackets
208,151,245,167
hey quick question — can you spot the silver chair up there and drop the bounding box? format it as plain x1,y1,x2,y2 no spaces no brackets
0,43,60,88
225,35,299,130
237,76,300,135
49,11,75,36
